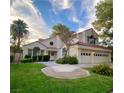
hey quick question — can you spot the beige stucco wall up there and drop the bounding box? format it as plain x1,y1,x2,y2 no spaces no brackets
69,46,78,57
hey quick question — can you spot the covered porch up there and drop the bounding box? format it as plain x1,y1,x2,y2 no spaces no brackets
27,47,57,61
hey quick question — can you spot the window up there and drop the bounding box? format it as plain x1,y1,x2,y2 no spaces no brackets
41,50,44,55
28,49,32,56
50,41,53,46
82,53,90,56
87,35,96,44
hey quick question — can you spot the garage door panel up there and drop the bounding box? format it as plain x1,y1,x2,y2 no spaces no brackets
80,52,92,63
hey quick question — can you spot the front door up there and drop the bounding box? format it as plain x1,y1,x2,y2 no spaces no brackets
48,51,57,61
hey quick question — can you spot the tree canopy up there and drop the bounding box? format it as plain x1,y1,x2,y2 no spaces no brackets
52,24,74,56
10,19,29,49
92,0,113,47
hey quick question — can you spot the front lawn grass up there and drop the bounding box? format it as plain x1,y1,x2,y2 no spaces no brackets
10,63,113,93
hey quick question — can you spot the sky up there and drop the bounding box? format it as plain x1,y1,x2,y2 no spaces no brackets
10,0,101,43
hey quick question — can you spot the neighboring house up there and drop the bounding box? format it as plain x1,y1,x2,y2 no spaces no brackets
23,28,112,64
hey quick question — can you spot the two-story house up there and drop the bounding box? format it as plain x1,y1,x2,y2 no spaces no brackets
23,28,112,64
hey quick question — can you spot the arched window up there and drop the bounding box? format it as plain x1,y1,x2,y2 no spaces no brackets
33,47,40,56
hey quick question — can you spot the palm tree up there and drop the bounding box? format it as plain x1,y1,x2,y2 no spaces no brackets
52,24,74,56
10,19,29,63
52,24,70,36
10,19,29,49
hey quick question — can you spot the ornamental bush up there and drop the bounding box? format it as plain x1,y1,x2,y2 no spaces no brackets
56,56,78,64
21,58,33,63
68,56,78,64
92,64,113,76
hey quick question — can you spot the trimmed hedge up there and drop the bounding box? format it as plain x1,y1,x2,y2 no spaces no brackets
25,55,31,58
92,64,113,76
21,58,33,63
43,55,50,61
56,56,78,64
23,55,50,62
32,56,37,62
38,55,43,61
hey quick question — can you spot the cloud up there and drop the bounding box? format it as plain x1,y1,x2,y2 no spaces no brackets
71,16,79,23
77,0,102,32
50,0,101,30
49,0,74,15
10,0,50,43
50,0,73,10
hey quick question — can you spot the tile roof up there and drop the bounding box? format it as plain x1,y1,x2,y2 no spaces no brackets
73,41,111,50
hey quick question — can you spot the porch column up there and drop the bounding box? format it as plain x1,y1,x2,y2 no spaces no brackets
31,49,33,57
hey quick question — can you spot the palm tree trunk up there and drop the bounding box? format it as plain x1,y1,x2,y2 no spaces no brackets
16,33,21,64
17,37,20,49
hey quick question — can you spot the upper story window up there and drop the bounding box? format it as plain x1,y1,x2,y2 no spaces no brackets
50,41,53,46
87,35,96,44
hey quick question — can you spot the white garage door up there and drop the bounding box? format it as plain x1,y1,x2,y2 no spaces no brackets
79,50,110,64
79,50,92,63
93,52,109,64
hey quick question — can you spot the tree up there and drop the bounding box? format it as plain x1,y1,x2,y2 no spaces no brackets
52,24,74,56
10,19,29,63
92,0,113,47
10,19,29,49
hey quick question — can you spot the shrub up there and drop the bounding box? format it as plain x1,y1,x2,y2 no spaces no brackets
92,64,113,76
56,58,66,64
25,55,31,58
43,55,50,61
21,58,32,63
56,56,78,64
10,55,14,63
38,55,43,61
32,56,37,62
68,56,78,64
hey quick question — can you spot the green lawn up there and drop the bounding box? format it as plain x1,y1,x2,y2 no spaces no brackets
10,63,113,93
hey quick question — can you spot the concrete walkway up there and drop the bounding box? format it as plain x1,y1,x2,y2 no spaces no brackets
41,64,90,79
